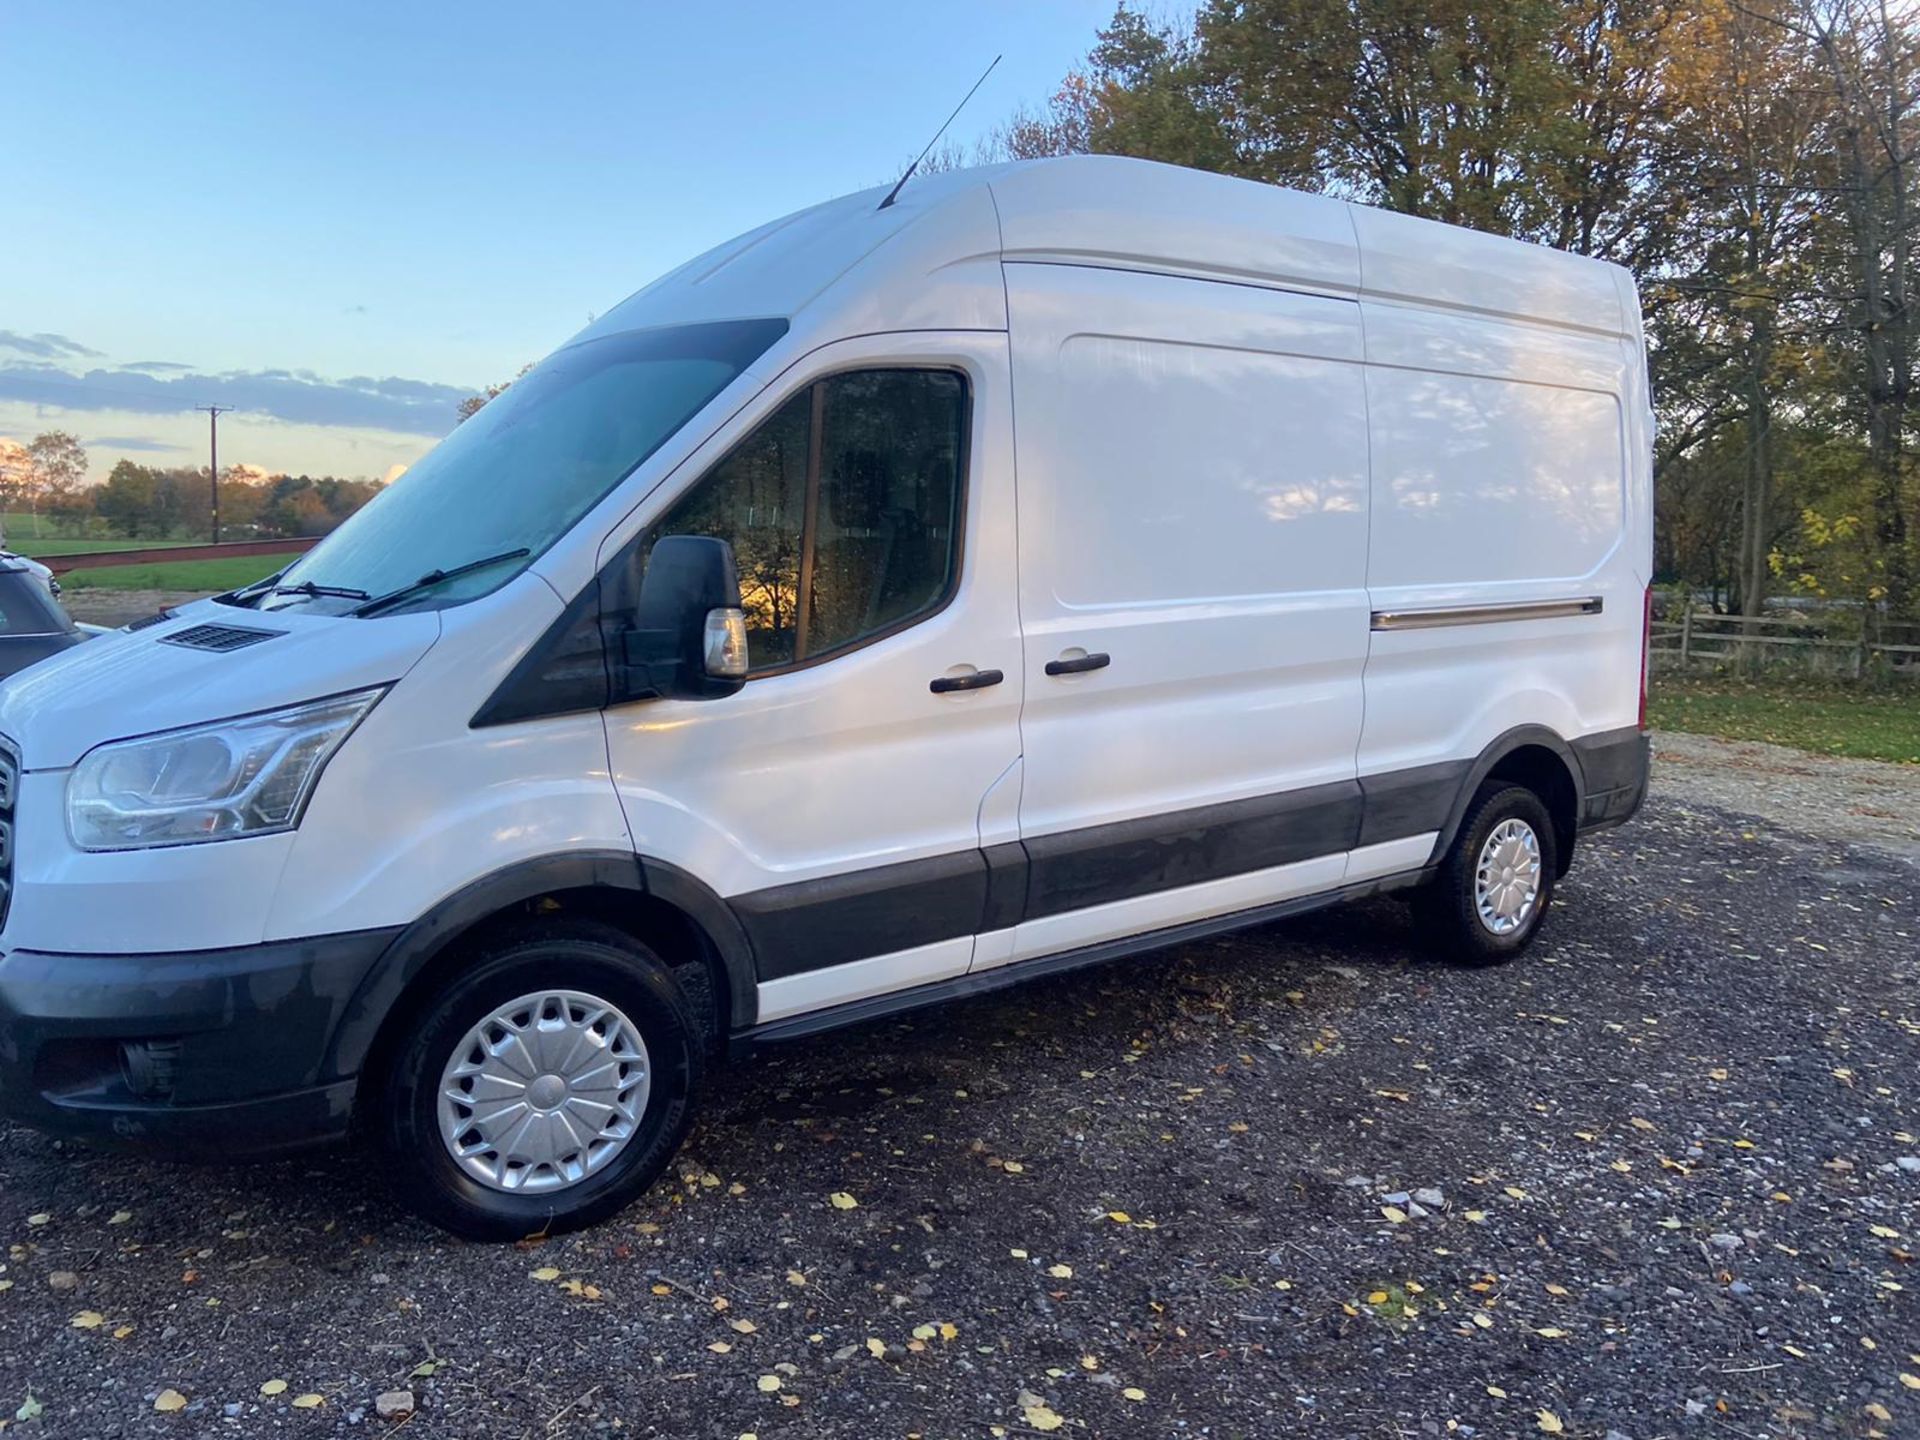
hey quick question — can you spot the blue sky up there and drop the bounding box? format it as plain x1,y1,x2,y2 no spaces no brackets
0,1,1117,481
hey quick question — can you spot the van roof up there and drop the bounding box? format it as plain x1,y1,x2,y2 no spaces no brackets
577,155,1636,349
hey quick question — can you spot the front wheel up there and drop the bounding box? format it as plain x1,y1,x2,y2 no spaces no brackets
1414,783,1557,965
378,920,703,1240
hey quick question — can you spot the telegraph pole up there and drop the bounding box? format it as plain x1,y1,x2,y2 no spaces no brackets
195,405,231,542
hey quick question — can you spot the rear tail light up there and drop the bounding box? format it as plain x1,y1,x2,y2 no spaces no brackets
1638,584,1653,731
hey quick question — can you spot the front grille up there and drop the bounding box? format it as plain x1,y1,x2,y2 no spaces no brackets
0,738,17,933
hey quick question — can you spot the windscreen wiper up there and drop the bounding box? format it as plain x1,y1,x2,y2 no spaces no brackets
267,580,374,602
353,548,531,618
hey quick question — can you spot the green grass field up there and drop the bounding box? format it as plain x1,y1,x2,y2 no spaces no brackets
3,512,290,591
1,513,195,559
59,555,296,592
1649,675,1920,764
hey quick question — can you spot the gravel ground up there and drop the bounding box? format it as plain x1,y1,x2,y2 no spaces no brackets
58,591,203,629
1652,732,1920,861
2,737,1917,1439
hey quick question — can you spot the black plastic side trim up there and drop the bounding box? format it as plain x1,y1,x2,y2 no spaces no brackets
1356,761,1469,848
1571,728,1650,833
1021,780,1362,920
981,842,1028,932
734,849,989,982
736,869,1430,1052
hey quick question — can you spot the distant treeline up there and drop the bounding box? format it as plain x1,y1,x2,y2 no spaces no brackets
89,460,382,540
0,431,383,542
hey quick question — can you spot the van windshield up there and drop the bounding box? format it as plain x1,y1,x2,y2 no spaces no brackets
250,319,787,616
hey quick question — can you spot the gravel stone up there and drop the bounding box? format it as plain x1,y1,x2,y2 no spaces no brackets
375,1390,414,1419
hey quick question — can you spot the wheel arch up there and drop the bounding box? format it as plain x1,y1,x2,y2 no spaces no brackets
1434,726,1584,876
331,851,756,1118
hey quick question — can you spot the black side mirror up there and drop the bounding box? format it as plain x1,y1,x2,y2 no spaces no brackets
618,535,749,701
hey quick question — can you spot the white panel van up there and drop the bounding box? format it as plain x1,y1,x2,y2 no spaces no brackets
0,158,1651,1237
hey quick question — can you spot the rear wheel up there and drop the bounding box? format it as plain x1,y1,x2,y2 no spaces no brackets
1415,782,1557,965
379,920,702,1240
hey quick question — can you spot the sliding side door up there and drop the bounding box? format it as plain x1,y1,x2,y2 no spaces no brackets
983,264,1374,969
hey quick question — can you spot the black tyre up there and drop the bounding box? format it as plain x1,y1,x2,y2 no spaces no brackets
379,919,702,1240
1414,782,1557,965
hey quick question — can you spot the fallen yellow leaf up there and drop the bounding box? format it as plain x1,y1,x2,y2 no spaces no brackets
1122,1386,1146,1401
260,1380,288,1397
529,1266,560,1282
755,1375,781,1393
1048,1264,1073,1279
1024,1404,1065,1432
154,1389,188,1413
70,1311,104,1330
291,1394,323,1410
829,1192,858,1210
1537,1409,1564,1433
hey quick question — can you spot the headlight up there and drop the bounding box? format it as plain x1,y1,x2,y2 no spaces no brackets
67,689,383,851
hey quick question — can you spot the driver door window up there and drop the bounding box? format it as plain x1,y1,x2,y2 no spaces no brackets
646,368,967,674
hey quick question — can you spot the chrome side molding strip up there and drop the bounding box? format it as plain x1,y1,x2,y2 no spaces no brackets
1371,596,1604,631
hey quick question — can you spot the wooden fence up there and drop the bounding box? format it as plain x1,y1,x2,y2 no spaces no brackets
1651,605,1920,678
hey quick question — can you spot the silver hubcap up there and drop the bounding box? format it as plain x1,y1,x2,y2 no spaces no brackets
1474,818,1542,936
436,990,650,1194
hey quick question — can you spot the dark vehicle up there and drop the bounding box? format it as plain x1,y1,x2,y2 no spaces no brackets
0,556,85,681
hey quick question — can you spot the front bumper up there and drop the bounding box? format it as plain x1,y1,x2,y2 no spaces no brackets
0,928,399,1159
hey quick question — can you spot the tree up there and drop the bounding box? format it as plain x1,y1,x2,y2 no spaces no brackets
1777,0,1918,612
23,431,87,538
95,461,160,539
457,364,534,423
1658,0,1829,629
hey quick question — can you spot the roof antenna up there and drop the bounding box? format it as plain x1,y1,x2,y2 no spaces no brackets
878,54,1002,210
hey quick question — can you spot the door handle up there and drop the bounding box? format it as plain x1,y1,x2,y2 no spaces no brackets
929,668,1006,695
929,668,1004,694
1045,651,1111,676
